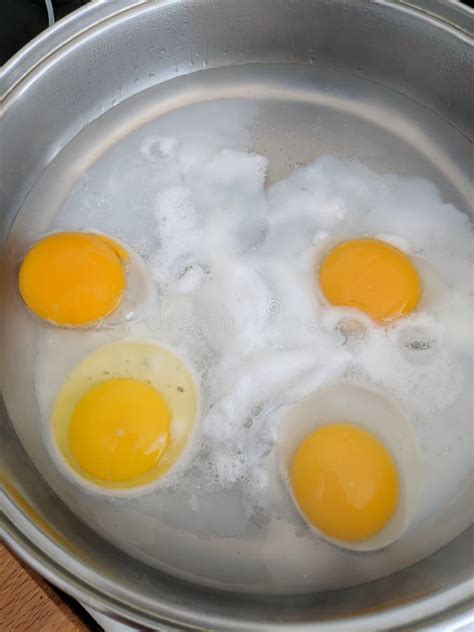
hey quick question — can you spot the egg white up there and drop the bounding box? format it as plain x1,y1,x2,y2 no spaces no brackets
17,231,157,330
49,340,200,496
311,234,449,320
279,380,422,551
87,231,158,327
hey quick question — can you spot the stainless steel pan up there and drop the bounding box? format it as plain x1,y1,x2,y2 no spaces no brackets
1,1,473,629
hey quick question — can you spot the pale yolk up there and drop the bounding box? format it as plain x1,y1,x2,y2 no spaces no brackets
19,232,128,326
69,378,171,482
291,423,399,542
319,238,422,322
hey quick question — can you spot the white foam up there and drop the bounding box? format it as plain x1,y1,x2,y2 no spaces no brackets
137,146,472,489
39,140,474,494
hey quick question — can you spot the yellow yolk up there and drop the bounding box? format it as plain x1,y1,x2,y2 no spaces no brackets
69,378,171,482
319,238,422,322
291,423,399,542
19,232,127,326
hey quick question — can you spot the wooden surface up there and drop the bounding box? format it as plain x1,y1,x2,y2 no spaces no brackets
0,543,102,632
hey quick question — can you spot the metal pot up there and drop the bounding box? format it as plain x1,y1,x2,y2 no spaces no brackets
1,1,473,629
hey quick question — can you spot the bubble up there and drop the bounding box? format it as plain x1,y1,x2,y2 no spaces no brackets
398,326,439,365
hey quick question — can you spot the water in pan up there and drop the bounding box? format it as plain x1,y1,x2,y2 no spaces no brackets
2,65,473,594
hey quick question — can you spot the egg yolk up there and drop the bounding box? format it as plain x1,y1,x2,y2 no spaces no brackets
291,423,399,542
69,378,171,482
319,238,422,322
19,232,128,326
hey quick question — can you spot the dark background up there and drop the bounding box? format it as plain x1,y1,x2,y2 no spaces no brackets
1,0,89,65
1,0,469,67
